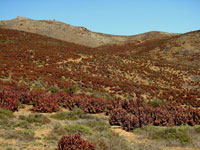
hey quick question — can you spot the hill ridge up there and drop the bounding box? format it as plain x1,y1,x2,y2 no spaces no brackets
0,16,179,47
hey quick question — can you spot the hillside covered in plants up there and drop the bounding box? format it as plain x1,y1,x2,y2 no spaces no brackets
0,28,200,150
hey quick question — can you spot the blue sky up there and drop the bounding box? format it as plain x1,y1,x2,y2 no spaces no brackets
0,0,200,35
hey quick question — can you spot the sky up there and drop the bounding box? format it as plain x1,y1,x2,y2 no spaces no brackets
0,0,200,35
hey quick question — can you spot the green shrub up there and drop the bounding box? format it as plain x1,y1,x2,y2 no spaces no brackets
148,99,167,108
134,125,192,144
50,87,59,93
195,126,200,133
6,147,16,150
14,120,31,129
0,119,15,129
65,124,93,135
0,129,35,142
0,108,14,119
152,128,192,144
51,107,86,120
133,125,159,135
83,117,110,132
64,86,79,94
26,113,50,125
87,131,135,150
18,129,35,141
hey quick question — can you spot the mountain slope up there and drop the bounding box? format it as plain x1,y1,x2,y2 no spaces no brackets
0,28,200,150
0,28,199,99
0,16,179,47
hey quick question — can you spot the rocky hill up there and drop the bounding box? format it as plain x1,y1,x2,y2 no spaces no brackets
0,16,179,47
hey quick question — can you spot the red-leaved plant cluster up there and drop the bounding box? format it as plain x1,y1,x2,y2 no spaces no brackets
0,87,19,112
53,91,107,113
0,85,60,113
1,28,200,111
1,26,200,149
0,84,31,111
109,99,200,131
1,84,200,130
30,90,59,113
57,133,95,150
0,84,200,130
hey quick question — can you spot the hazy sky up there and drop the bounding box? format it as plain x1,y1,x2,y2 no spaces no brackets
0,0,200,35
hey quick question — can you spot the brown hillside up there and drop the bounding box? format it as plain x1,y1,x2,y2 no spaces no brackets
0,16,179,47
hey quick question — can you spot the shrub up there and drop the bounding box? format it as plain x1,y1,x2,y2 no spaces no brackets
51,107,85,120
151,128,192,144
14,120,31,129
0,129,35,142
18,91,31,104
78,97,107,113
0,107,14,119
0,88,19,111
133,125,193,145
6,147,15,150
0,118,15,129
84,117,110,132
109,108,128,126
57,133,95,150
26,113,50,125
31,93,59,113
51,111,79,120
65,124,93,135
109,99,200,131
195,126,200,133
148,99,167,108
87,131,135,150
50,87,59,93
53,92,107,113
18,129,35,142
64,86,79,94
52,91,70,108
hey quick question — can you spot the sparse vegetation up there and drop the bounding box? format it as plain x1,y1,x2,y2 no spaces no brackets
18,129,35,141
14,120,32,129
65,124,93,135
26,113,50,125
133,125,200,145
6,147,16,150
147,98,167,108
0,129,35,142
87,131,135,150
49,86,59,93
0,108,14,119
45,122,66,143
51,107,86,120
64,86,80,94
195,125,200,133
0,118,15,129
83,117,110,132
151,128,191,144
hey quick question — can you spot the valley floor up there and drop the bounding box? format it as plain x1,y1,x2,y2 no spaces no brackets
0,105,200,150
